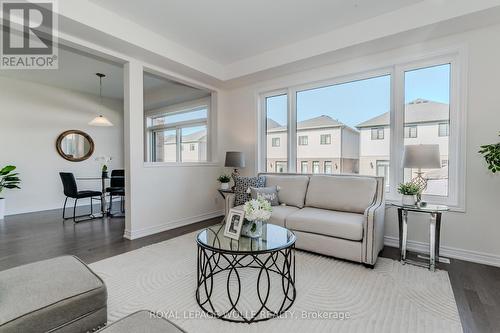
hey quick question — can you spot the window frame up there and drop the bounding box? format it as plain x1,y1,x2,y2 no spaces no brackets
438,122,449,137
146,98,211,164
404,125,418,138
298,135,308,146
271,137,280,147
258,51,466,209
320,134,331,145
371,127,385,140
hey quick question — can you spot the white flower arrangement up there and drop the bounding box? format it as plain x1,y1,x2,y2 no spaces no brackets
243,197,272,222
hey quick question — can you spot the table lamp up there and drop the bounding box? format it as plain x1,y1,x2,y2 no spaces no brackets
225,151,245,178
402,144,441,202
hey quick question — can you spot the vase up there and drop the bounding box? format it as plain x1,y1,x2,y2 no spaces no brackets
0,198,5,220
220,182,230,190
241,220,263,238
402,195,416,206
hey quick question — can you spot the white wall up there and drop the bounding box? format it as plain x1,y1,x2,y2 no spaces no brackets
123,63,224,239
219,24,500,266
0,76,124,215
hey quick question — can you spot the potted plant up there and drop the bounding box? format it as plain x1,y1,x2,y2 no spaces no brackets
217,174,231,190
397,182,421,206
0,165,21,220
479,132,500,173
241,197,272,238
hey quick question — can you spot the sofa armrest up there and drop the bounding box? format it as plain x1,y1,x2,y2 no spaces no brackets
362,178,386,265
225,193,236,216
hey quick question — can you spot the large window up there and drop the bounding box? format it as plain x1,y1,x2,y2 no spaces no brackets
404,64,450,197
295,75,391,179
265,94,287,173
147,105,209,163
259,53,464,207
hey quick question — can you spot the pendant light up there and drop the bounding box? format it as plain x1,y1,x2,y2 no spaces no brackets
89,73,113,127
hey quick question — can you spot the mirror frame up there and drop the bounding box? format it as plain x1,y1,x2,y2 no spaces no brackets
56,130,95,162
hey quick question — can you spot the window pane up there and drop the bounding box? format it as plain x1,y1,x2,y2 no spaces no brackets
152,108,207,126
404,64,450,196
300,161,308,173
181,125,207,162
296,75,391,184
153,129,176,162
266,95,288,173
312,161,320,173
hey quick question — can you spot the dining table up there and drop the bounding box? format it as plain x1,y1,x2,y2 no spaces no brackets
75,174,122,217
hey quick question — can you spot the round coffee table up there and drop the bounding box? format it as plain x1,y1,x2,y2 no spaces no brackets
196,222,296,323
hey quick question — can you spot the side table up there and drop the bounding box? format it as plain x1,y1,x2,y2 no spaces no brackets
392,203,449,271
217,189,234,216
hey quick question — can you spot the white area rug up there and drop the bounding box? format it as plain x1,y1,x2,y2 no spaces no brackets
89,231,462,332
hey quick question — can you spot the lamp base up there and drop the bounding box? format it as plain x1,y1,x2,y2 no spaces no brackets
231,169,240,191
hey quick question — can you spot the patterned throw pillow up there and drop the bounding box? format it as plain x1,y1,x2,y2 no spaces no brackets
250,186,279,206
233,176,266,206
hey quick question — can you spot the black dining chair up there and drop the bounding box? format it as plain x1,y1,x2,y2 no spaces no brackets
59,172,102,222
106,169,125,215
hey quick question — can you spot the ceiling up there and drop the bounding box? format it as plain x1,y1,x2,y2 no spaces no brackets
0,46,125,99
0,46,209,104
89,0,422,65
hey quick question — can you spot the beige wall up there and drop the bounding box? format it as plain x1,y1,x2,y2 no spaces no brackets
0,76,124,215
219,23,500,265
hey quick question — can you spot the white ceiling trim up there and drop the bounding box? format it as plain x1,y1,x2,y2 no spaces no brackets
58,0,500,82
57,0,226,79
224,0,500,79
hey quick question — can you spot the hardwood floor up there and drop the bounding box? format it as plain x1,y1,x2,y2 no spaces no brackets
1,208,499,332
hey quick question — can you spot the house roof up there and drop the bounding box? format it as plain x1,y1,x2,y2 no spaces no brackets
267,115,353,133
355,99,449,128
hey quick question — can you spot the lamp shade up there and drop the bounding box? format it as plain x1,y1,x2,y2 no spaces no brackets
402,144,441,169
225,151,245,168
89,115,113,127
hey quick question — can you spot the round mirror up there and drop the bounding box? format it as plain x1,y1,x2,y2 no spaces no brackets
56,130,95,162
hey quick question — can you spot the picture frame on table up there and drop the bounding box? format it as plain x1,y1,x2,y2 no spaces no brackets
224,208,245,240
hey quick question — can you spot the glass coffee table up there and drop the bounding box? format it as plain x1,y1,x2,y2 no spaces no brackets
196,223,296,323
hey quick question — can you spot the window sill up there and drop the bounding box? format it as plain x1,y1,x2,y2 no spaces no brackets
143,162,220,168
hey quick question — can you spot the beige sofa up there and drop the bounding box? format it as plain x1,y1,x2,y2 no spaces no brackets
226,174,385,267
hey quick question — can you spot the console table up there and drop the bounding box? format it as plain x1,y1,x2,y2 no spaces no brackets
392,203,449,271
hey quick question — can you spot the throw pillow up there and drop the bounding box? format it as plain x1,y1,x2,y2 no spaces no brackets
233,176,266,206
250,186,279,206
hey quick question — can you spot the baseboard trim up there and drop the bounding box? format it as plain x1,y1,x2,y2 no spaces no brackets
123,210,224,240
384,236,500,268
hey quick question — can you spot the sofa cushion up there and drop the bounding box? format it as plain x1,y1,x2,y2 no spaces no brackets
286,207,364,241
250,186,279,206
0,256,107,333
264,175,309,208
234,204,299,228
98,310,185,333
305,175,377,214
269,205,300,227
233,176,266,206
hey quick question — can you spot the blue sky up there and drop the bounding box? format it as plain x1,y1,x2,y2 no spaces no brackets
267,64,450,128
